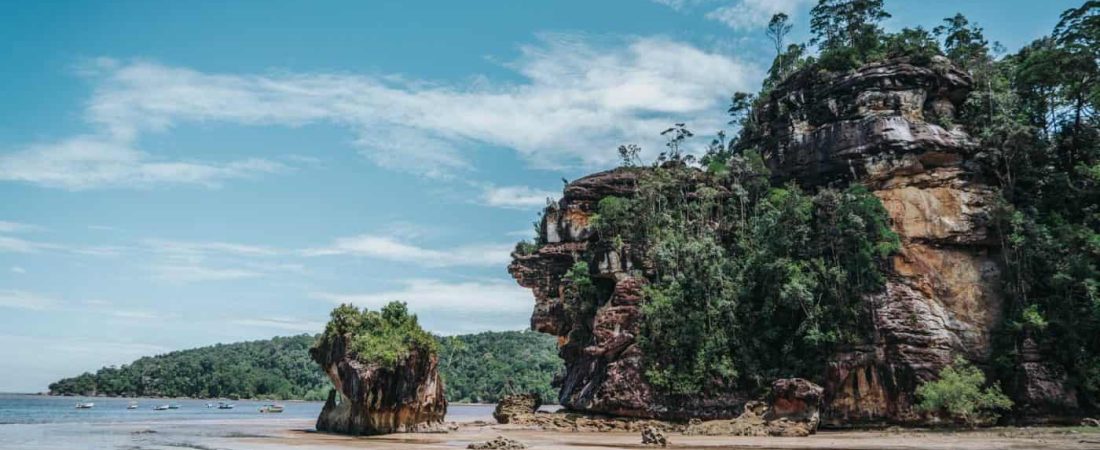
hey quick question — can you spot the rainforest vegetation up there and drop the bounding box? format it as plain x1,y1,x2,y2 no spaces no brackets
49,320,559,402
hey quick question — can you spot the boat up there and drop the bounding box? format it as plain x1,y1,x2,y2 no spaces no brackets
154,404,170,411
74,402,94,409
217,402,235,409
127,401,138,410
258,404,284,413
206,402,216,408
167,404,181,409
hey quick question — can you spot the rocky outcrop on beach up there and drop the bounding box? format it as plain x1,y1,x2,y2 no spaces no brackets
309,333,447,435
467,436,528,449
752,56,1077,425
493,393,542,424
509,56,1076,425
683,379,824,437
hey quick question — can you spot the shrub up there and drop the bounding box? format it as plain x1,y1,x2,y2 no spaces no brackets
916,357,1013,427
316,301,437,369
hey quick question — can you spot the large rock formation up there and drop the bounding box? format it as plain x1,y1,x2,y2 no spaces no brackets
509,56,1076,425
752,56,1079,425
310,333,447,435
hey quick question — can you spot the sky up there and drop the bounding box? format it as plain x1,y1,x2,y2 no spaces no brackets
0,0,1081,392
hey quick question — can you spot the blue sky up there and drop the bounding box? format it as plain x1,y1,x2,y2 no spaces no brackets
0,0,1079,392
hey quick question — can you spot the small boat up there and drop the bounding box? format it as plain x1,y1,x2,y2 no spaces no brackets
154,404,170,411
258,404,284,413
74,402,94,409
167,404,181,409
217,402,235,409
206,402,216,408
127,401,139,410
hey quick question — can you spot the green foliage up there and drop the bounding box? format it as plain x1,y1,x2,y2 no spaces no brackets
437,330,559,403
48,335,330,400
884,27,943,64
593,153,897,395
514,239,538,256
317,302,437,369
50,330,561,403
810,0,890,70
916,357,1014,426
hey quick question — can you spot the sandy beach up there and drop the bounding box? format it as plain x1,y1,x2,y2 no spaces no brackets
6,417,1097,450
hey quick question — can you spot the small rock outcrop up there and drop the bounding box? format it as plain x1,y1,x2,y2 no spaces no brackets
493,393,542,424
640,425,668,447
684,379,825,437
310,332,446,435
467,436,527,450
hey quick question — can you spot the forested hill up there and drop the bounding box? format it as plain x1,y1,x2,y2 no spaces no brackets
48,330,559,402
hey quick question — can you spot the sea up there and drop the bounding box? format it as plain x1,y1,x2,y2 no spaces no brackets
0,393,498,449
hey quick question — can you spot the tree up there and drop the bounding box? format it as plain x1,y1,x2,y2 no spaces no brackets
934,13,990,69
884,27,943,64
810,0,891,68
916,357,1013,427
766,13,793,56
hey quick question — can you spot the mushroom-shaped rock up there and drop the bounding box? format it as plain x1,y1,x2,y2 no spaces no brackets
310,302,447,435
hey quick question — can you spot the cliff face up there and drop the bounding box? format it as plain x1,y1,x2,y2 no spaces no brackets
509,57,1076,425
310,333,447,435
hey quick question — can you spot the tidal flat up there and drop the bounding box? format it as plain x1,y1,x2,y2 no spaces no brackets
3,418,1097,450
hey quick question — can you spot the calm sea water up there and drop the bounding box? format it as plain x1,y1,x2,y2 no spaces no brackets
0,393,495,425
0,393,498,449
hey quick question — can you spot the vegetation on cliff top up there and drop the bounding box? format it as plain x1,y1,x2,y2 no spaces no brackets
49,328,559,403
314,302,437,369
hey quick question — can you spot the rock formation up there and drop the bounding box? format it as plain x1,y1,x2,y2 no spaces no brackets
310,332,447,435
509,56,1077,425
684,379,824,437
493,393,542,424
751,56,1077,425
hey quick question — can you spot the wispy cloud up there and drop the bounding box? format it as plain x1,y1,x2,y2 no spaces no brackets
0,36,756,189
310,278,533,334
0,221,42,233
303,234,511,268
144,238,281,260
10,266,26,274
705,0,814,30
150,264,263,283
0,290,59,311
482,185,558,209
230,317,324,333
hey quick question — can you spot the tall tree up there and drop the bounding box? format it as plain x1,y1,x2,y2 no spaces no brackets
766,13,793,56
809,0,891,60
934,13,990,69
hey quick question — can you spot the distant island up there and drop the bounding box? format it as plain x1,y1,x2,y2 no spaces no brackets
47,330,558,403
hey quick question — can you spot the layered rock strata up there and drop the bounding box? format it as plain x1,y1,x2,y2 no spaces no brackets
310,333,447,435
509,56,1076,425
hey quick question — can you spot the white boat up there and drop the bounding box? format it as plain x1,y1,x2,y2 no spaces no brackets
154,404,170,411
167,404,181,409
258,404,284,413
217,402,235,409
74,402,94,409
127,401,138,410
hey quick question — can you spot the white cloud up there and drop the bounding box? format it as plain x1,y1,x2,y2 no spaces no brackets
1,36,757,188
0,290,59,311
303,234,511,268
10,266,26,274
144,238,281,260
0,221,41,233
705,0,813,30
0,334,169,392
230,317,324,333
310,278,533,334
0,135,286,190
150,264,262,283
482,185,558,209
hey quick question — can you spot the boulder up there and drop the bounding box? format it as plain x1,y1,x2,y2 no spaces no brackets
467,436,527,450
493,393,541,424
640,425,668,447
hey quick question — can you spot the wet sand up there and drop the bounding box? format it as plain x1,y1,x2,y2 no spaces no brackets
3,417,1098,449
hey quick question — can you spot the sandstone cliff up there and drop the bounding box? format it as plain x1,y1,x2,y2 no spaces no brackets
509,56,1076,425
310,332,447,435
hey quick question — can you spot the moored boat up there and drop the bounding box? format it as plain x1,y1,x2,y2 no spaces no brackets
258,404,284,413
74,402,94,409
167,404,181,409
217,402,235,409
154,404,170,411
127,401,138,409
